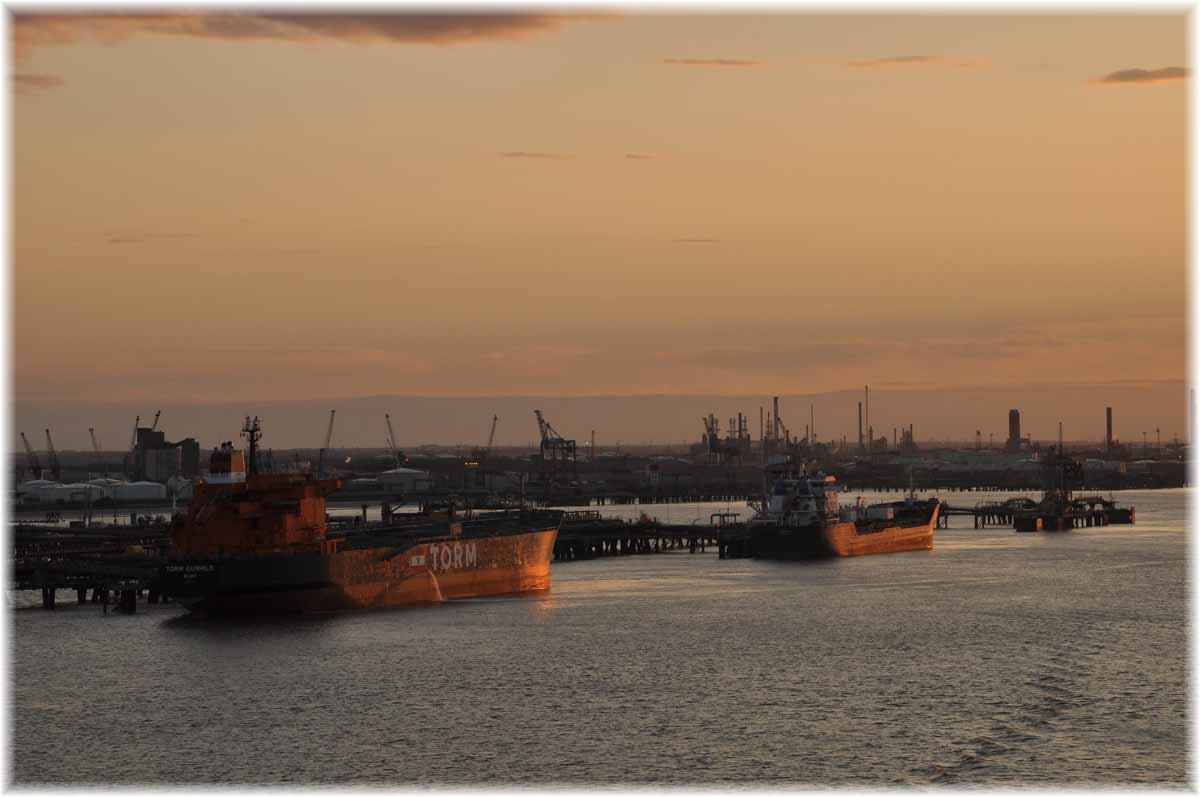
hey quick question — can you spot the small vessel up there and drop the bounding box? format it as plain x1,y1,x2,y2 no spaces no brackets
748,459,939,558
158,417,560,615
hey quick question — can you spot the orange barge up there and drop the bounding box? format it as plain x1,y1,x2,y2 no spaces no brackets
158,417,559,615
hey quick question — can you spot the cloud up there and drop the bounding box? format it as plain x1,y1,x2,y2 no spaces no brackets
663,58,760,67
1094,66,1187,85
624,153,655,160
673,238,718,244
106,232,197,244
847,55,946,68
12,13,588,61
12,72,63,93
498,151,573,160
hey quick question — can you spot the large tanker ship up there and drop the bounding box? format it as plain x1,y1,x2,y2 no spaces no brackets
749,460,939,559
158,417,559,615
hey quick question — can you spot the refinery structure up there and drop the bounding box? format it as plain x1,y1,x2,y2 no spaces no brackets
11,390,1190,515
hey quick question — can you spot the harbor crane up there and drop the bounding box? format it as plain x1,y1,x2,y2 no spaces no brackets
471,415,499,462
316,409,336,478
44,428,61,482
385,413,401,468
534,410,576,463
20,432,42,481
150,410,161,432
533,410,577,495
125,415,140,478
486,414,498,457
89,427,106,478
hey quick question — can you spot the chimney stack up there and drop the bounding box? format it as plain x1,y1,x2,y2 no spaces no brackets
858,402,864,454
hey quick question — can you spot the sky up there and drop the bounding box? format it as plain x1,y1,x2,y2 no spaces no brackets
9,10,1189,447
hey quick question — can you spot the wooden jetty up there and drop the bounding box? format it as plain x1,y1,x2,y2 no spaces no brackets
12,523,172,612
553,511,721,561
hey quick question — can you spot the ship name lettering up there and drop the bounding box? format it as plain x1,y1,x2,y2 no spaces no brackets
426,542,478,572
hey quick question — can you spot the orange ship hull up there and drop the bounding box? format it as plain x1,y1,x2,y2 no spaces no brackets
752,500,939,559
161,527,558,615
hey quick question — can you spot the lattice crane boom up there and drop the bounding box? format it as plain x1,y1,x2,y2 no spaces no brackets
385,413,400,467
44,428,61,481
486,415,498,454
316,409,336,478
89,427,105,477
20,432,41,479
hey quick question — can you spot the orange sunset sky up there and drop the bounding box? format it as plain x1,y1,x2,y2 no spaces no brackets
9,10,1189,446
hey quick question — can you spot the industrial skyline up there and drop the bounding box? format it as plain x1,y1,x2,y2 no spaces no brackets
12,381,1187,451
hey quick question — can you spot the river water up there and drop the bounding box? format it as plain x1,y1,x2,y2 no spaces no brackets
10,488,1189,786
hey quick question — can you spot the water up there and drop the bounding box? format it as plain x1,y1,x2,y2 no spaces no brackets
11,489,1188,786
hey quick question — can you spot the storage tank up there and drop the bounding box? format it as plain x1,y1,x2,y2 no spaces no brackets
47,483,106,504
379,468,431,493
17,479,59,504
113,481,169,503
87,478,126,499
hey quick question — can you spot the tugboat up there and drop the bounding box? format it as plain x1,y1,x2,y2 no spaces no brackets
158,417,560,615
748,457,939,558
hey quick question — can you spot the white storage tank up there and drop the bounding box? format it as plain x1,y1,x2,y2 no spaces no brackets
87,478,126,499
17,479,59,504
379,467,431,493
113,481,168,503
48,483,106,504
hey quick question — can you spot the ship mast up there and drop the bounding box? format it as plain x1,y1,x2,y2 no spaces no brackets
241,416,262,476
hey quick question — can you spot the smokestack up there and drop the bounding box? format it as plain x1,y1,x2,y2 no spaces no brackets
864,386,870,454
773,396,780,440
1106,407,1113,454
909,423,914,448
810,404,815,445
858,402,864,453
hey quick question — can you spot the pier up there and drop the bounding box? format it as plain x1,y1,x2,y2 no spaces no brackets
553,511,720,561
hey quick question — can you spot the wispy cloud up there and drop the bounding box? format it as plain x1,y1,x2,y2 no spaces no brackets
673,238,718,244
1094,66,1188,85
498,151,574,160
624,153,655,160
12,13,590,61
106,232,197,245
12,72,63,93
847,55,946,68
663,58,760,67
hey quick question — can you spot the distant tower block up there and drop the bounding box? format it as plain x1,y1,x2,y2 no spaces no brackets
1106,407,1113,454
1006,409,1021,451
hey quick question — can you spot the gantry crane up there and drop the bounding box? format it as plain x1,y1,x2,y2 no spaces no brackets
44,428,61,481
316,410,336,478
533,410,577,494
